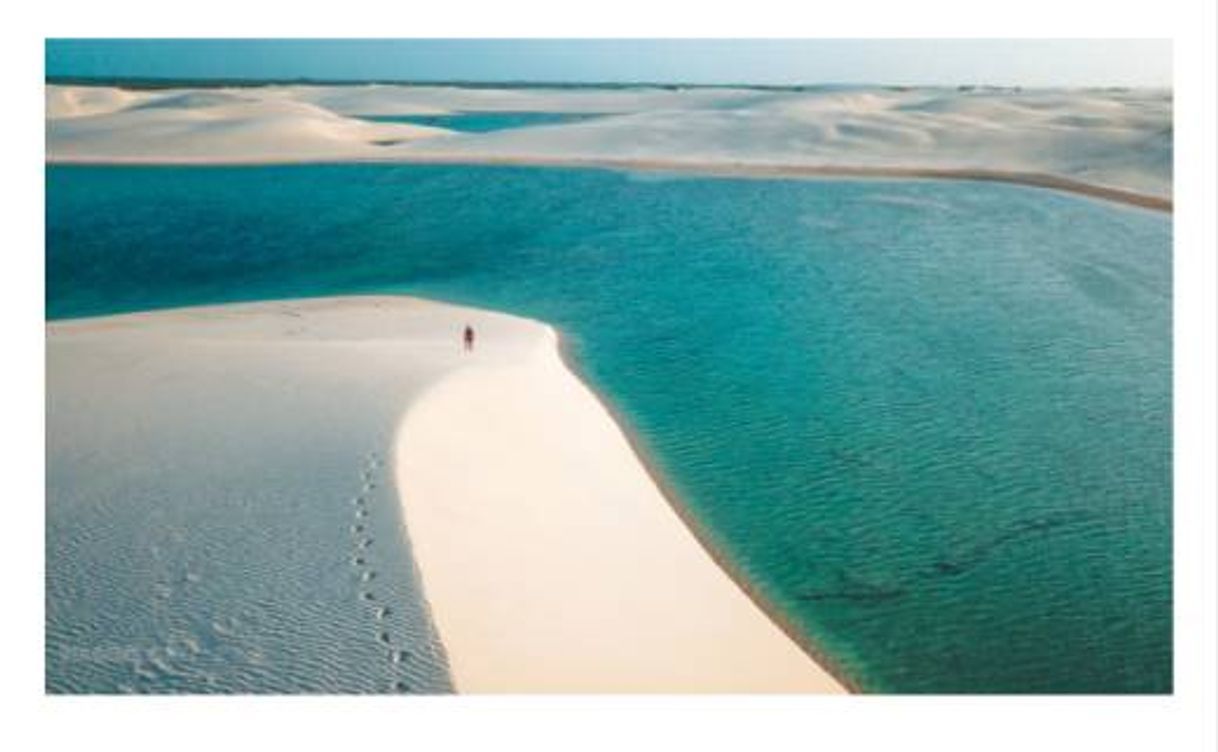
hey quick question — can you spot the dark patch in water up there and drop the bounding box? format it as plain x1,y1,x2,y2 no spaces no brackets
928,511,1097,579
803,511,1098,607
799,571,908,604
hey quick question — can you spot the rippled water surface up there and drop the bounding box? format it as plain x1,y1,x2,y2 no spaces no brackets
47,165,1172,693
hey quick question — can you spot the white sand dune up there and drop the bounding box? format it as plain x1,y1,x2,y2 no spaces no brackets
46,83,1171,204
391,86,1172,202
47,86,448,163
47,296,845,693
46,84,155,118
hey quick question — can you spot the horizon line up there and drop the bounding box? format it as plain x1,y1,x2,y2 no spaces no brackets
44,74,1170,91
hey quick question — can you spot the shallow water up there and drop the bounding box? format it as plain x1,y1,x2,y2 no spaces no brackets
46,164,1172,693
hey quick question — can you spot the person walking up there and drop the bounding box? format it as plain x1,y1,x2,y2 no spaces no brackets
463,324,475,353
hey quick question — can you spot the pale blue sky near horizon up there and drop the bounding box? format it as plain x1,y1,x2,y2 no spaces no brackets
45,39,1171,87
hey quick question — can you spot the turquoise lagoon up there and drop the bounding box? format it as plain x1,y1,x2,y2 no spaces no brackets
46,164,1172,693
357,111,605,132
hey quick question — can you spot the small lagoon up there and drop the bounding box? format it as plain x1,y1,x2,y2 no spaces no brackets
357,111,606,132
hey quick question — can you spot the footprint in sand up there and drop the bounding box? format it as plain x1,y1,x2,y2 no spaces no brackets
351,451,412,683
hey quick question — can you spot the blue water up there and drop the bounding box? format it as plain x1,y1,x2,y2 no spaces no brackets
46,164,1172,693
357,111,605,132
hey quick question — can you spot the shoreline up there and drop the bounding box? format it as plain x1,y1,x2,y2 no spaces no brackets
394,318,847,692
552,331,862,693
46,155,1171,213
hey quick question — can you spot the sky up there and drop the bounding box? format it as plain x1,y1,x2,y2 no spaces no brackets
45,39,1171,87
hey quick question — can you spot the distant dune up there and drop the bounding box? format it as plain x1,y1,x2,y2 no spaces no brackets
46,86,449,162
46,82,1172,205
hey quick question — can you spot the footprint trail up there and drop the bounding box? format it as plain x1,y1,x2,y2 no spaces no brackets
347,450,413,693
